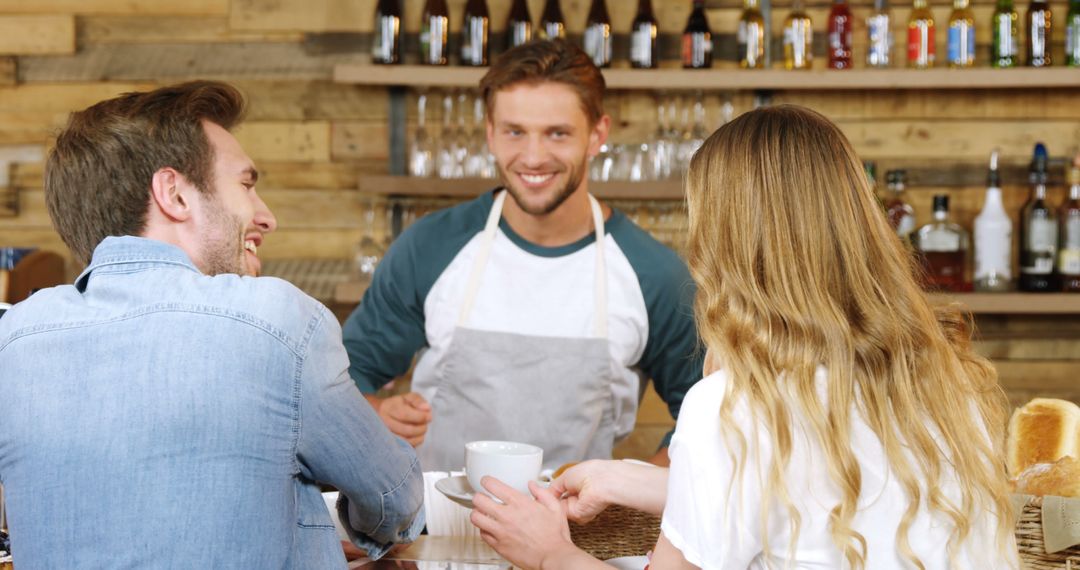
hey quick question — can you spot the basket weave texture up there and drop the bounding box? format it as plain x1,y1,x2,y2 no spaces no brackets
1016,495,1080,569
568,504,661,560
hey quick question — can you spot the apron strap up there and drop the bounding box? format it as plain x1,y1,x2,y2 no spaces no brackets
458,190,609,340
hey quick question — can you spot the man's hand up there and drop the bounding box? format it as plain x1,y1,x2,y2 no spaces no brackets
365,392,433,447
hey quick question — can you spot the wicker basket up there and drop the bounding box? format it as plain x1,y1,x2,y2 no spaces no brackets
568,504,661,560
1016,495,1080,569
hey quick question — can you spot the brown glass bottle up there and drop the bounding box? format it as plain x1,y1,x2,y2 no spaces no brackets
461,0,490,66
1025,0,1053,66
583,0,613,67
683,0,713,68
372,0,402,64
630,0,659,68
539,0,567,40
505,0,533,50
420,0,450,65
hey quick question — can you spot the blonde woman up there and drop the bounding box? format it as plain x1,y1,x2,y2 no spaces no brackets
470,105,1017,569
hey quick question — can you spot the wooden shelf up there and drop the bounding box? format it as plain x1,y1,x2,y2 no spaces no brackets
334,65,1080,91
359,175,684,200
930,293,1080,314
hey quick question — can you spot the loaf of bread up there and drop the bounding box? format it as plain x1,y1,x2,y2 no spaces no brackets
1007,398,1080,478
1014,456,1080,498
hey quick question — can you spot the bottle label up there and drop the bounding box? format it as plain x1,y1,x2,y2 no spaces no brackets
1023,218,1058,274
897,214,916,239
920,229,961,251
867,14,891,66
1031,12,1048,59
682,33,712,67
631,24,654,65
975,222,1012,280
1059,249,1080,275
908,23,936,65
783,21,812,68
1067,16,1080,64
584,25,612,66
947,23,975,65
994,14,1018,58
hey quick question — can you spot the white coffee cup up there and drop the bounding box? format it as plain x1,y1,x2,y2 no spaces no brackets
465,440,543,497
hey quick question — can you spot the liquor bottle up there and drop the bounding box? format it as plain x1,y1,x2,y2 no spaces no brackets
1019,143,1059,291
1058,155,1080,291
974,149,1013,292
784,0,814,69
683,0,713,68
738,0,766,68
885,170,917,240
867,0,893,67
630,0,659,68
419,0,450,65
991,0,1020,67
461,0,490,66
908,0,936,68
827,0,854,69
539,0,566,40
1026,0,1053,66
913,195,970,292
506,0,533,50
372,0,403,64
1068,0,1080,65
583,0,613,68
947,0,976,67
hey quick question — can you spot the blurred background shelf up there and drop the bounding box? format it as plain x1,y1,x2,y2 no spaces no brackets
334,65,1080,91
930,293,1080,314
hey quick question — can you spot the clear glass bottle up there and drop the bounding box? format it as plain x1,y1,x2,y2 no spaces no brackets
583,0,613,67
885,169,917,240
1067,0,1080,66
539,0,566,40
505,0,533,50
738,0,766,68
867,0,893,67
372,0,403,64
408,93,434,178
784,0,814,70
914,194,970,292
974,149,1013,291
1058,155,1080,291
827,0,854,69
908,0,936,68
947,0,976,67
1025,0,1053,66
991,0,1020,67
630,0,659,68
419,0,450,65
1019,143,1060,291
460,0,490,66
683,0,713,68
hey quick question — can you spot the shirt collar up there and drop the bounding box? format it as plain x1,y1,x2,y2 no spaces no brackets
75,236,201,292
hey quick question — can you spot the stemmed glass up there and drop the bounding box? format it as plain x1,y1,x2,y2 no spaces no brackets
409,92,434,178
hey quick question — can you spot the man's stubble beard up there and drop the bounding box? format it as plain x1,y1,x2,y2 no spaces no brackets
498,157,588,217
199,194,247,277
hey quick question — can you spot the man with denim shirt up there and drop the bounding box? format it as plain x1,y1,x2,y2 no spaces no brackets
0,82,423,568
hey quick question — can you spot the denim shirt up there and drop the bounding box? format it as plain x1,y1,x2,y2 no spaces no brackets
0,237,424,569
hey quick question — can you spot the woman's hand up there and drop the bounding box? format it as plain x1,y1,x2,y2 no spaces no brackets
470,477,582,570
550,460,618,524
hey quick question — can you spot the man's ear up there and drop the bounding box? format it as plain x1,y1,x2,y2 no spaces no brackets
587,114,611,159
150,168,194,222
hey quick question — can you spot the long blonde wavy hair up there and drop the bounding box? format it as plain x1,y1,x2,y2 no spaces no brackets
685,105,1012,569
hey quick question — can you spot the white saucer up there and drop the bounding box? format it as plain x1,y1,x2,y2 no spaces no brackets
435,475,476,509
604,556,648,569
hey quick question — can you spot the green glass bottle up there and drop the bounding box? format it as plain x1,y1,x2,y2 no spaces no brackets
991,0,1020,67
1066,0,1080,65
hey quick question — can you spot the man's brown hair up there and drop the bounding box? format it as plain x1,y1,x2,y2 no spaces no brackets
44,81,246,264
479,39,606,126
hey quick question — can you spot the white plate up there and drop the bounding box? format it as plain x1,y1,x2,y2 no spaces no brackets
435,475,476,509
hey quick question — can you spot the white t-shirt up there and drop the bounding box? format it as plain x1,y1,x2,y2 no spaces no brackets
661,369,1018,570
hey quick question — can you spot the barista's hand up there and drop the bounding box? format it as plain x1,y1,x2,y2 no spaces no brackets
366,392,433,447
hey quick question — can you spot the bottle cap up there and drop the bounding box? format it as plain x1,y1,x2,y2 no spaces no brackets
932,194,949,212
987,148,1001,188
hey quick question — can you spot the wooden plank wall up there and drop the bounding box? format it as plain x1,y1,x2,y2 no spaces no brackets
0,0,1077,460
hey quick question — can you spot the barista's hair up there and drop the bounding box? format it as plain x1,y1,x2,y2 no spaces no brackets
479,39,605,126
686,104,1013,569
45,81,246,264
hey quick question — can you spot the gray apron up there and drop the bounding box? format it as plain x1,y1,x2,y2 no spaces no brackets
417,190,618,471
